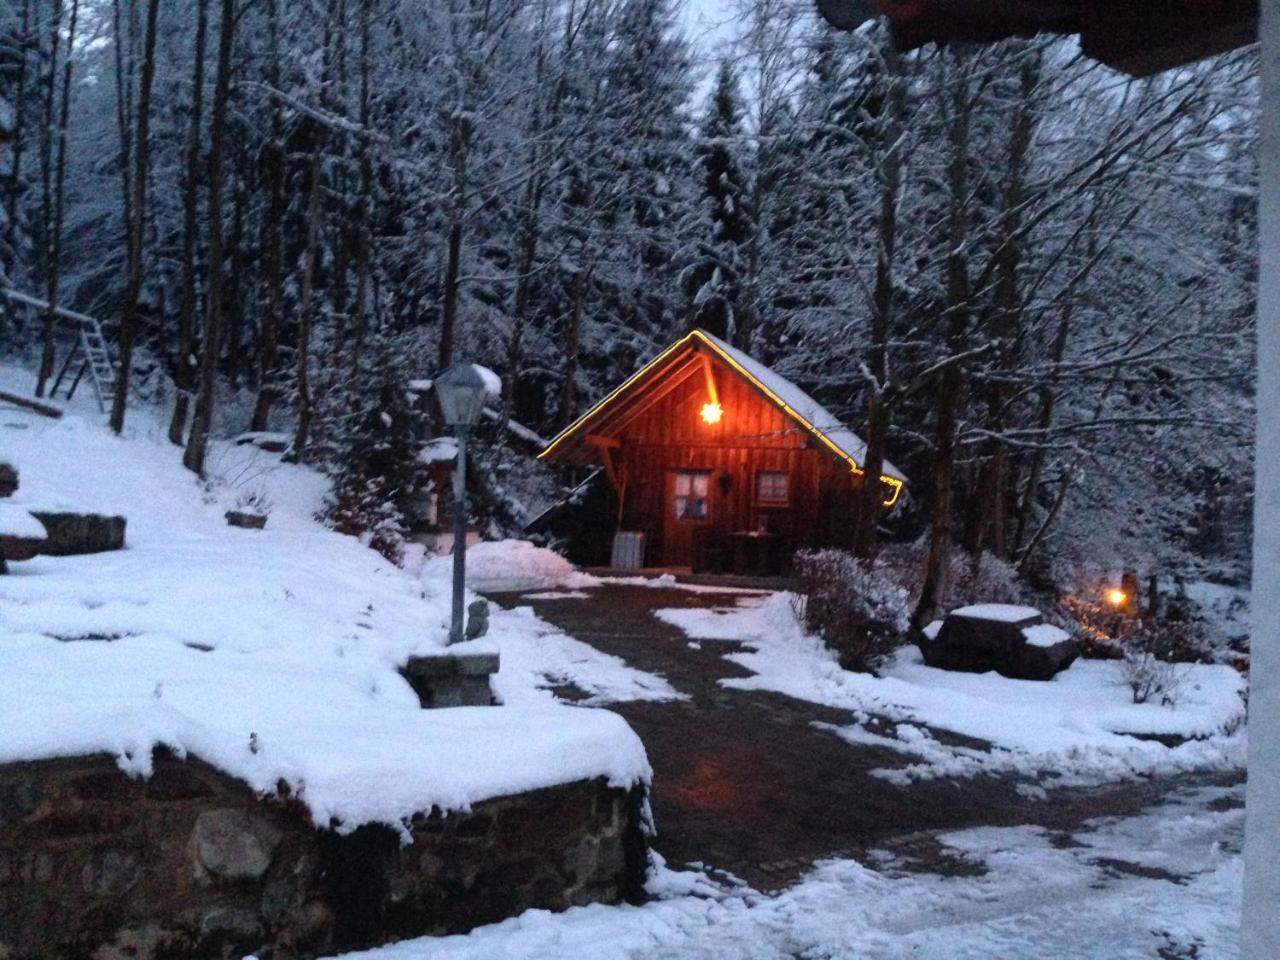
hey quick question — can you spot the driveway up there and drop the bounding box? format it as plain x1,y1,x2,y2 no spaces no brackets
486,584,1238,890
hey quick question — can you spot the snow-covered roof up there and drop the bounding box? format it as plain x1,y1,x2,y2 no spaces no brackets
695,330,907,485
540,329,907,502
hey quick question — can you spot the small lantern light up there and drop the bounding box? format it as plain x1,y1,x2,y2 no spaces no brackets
434,362,490,429
1106,587,1128,609
700,402,723,425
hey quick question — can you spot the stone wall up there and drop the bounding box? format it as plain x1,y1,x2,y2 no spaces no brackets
0,751,647,959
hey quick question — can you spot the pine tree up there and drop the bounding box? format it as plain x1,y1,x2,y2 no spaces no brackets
680,60,754,347
320,346,420,564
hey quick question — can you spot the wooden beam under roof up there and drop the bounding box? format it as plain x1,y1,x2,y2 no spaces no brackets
828,0,1258,77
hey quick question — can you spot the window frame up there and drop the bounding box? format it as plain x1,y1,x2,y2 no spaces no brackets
672,470,711,521
754,469,790,507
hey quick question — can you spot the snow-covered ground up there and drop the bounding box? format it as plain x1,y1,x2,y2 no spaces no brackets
332,782,1243,960
0,366,668,831
656,593,1246,787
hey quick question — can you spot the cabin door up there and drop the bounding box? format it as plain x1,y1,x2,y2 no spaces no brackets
663,469,712,567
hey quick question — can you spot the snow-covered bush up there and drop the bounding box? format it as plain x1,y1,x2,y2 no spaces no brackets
233,487,274,516
324,477,407,565
1119,647,1183,706
319,351,419,565
875,545,1032,612
952,552,1025,607
793,549,910,673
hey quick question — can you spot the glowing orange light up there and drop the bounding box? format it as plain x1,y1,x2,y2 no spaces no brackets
1106,588,1128,608
700,402,723,425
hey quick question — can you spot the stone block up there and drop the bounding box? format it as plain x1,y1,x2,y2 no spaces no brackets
919,606,1080,681
400,652,499,708
192,809,282,881
29,512,126,556
225,510,268,530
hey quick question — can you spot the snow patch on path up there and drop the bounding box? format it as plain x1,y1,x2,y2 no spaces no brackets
655,593,1245,785
326,784,1243,960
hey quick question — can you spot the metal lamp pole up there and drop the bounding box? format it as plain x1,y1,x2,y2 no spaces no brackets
449,423,469,645
433,362,489,646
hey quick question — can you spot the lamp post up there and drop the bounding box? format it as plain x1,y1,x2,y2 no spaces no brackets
434,362,490,645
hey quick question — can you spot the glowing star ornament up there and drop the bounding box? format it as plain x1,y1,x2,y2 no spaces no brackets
700,402,723,425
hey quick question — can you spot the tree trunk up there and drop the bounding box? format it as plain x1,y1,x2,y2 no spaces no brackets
348,0,373,379
110,0,161,434
503,168,544,427
249,0,281,432
183,0,236,476
851,40,905,562
912,50,973,631
964,45,1039,557
559,257,593,427
438,106,471,369
288,148,325,461
168,0,210,444
439,218,463,369
3,0,31,277
35,0,74,398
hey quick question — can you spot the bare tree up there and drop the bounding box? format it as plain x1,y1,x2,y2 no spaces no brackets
109,0,161,434
167,0,210,445
183,0,236,475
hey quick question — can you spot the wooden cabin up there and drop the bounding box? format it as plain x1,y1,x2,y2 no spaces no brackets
537,330,906,573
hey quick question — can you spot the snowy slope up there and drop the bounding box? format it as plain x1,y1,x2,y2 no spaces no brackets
0,367,654,831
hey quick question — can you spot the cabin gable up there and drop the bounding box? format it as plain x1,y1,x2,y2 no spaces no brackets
537,330,907,571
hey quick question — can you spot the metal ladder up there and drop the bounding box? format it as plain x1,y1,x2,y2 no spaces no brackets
0,286,117,413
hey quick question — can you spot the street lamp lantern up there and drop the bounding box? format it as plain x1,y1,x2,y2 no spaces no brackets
434,362,491,429
433,361,494,645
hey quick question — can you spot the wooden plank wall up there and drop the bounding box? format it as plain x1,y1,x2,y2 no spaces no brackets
610,355,860,565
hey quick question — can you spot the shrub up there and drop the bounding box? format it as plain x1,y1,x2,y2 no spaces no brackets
1119,647,1182,706
1117,622,1185,705
793,549,910,673
953,552,1024,607
324,477,407,565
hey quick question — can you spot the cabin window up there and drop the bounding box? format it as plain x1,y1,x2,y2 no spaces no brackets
673,471,710,520
755,470,790,505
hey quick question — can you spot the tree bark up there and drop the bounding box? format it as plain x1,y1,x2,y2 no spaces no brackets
3,0,32,277
110,0,161,434
558,255,595,428
35,0,75,398
348,0,373,380
851,39,905,562
438,101,472,369
912,50,973,631
288,148,325,462
183,0,236,476
168,0,210,444
249,0,282,432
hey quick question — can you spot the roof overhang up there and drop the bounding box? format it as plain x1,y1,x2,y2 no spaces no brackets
538,330,906,508
822,0,1257,77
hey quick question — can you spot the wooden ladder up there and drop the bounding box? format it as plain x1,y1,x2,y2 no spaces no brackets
51,315,117,413
0,286,117,413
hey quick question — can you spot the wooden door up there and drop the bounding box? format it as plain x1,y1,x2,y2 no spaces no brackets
663,469,712,567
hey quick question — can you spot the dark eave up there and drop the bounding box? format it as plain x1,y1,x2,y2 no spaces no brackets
822,0,1257,77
